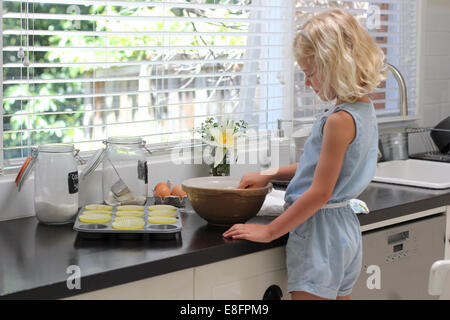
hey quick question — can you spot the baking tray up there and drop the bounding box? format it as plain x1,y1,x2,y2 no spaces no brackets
73,203,182,240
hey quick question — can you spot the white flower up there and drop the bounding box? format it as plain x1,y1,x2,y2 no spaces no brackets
196,118,247,168
209,127,235,148
206,127,237,168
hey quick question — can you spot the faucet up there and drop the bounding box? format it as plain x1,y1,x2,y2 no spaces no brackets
386,63,408,117
376,64,409,162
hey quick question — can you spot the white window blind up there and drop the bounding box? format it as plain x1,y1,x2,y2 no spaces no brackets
293,0,418,122
1,0,290,165
1,0,419,168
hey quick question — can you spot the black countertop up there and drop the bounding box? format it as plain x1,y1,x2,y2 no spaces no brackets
1,182,450,299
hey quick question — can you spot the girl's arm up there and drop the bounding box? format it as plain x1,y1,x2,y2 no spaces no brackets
261,163,299,181
223,110,356,242
237,163,298,189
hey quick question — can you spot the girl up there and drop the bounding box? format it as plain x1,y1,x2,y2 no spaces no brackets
223,8,386,300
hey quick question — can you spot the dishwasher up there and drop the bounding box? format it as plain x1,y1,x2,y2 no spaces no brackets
352,213,446,300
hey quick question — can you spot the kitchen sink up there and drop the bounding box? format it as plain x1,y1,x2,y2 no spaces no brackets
372,159,450,189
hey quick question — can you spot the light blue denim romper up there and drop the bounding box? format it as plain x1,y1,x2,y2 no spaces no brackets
284,101,378,299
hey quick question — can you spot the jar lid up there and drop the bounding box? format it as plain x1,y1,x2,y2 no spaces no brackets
38,143,74,153
107,136,142,145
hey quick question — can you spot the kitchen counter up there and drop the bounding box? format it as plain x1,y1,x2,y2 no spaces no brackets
1,182,450,299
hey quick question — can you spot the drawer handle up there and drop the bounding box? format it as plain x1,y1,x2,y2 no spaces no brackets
262,285,283,300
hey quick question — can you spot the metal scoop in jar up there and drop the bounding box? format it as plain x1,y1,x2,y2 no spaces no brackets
106,158,146,205
107,157,131,198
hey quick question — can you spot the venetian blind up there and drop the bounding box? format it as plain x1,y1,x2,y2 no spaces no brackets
293,0,418,123
1,0,290,165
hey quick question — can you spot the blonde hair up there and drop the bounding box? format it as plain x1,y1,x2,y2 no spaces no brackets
293,8,387,103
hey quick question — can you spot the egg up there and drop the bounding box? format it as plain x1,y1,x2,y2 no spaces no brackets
154,184,171,199
171,184,187,199
154,182,169,191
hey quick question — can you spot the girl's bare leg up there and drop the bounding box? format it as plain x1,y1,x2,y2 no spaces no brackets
291,291,351,300
291,291,328,300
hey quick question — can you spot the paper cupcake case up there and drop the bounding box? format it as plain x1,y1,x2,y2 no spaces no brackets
73,204,182,240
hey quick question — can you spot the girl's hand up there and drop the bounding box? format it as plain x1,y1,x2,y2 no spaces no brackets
237,172,271,189
222,223,273,243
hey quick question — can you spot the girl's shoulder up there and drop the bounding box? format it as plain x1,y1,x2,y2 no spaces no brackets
335,101,374,113
335,100,373,111
326,109,357,143
334,100,375,122
328,108,355,123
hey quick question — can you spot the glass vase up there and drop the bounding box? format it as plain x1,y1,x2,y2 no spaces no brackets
209,147,231,176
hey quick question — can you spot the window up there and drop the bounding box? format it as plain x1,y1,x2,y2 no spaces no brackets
293,0,418,122
1,0,418,168
1,0,289,167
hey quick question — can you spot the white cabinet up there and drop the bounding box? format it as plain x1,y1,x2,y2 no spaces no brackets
194,247,288,300
65,268,194,300
64,247,287,300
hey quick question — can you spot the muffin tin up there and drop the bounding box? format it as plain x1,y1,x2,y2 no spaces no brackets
73,204,182,240
153,195,187,207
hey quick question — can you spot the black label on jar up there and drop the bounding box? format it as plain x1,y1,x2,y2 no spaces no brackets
137,160,148,184
68,171,79,194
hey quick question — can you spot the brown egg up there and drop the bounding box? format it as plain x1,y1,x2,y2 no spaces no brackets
154,183,171,200
154,182,169,191
171,184,187,199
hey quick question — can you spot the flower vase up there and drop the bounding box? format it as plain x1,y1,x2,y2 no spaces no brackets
209,163,230,176
209,148,230,176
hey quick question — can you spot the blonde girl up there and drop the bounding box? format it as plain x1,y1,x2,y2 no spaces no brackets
223,8,386,300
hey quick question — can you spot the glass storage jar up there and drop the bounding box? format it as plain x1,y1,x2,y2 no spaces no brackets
81,136,150,205
103,136,149,205
33,144,79,224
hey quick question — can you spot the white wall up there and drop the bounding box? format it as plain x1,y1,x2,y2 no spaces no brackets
0,147,263,222
0,156,208,221
420,0,450,127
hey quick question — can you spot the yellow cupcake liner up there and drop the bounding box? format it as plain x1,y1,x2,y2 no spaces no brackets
85,204,113,211
117,205,145,211
148,216,178,224
115,210,145,217
79,213,111,223
112,217,145,230
82,210,112,215
148,210,177,217
148,204,177,211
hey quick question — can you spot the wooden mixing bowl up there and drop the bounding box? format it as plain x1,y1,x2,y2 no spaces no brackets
181,176,273,228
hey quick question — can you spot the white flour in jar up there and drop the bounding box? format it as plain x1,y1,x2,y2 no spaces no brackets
34,201,78,224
